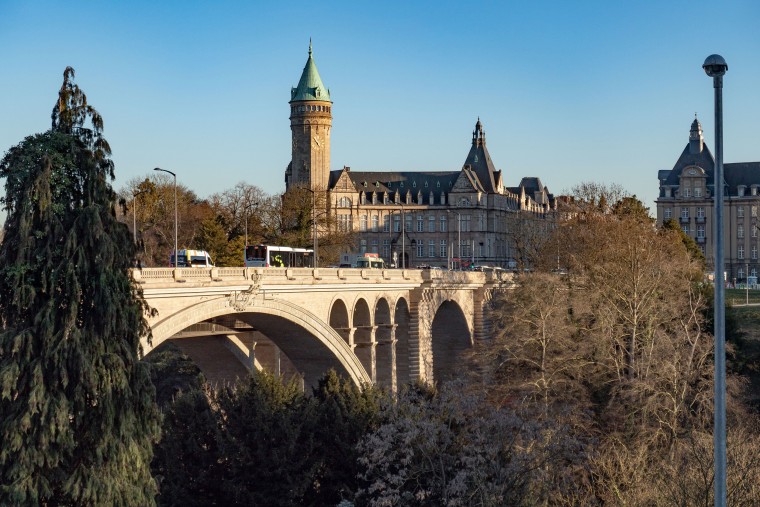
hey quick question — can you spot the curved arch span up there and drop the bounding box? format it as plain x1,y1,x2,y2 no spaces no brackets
145,297,371,386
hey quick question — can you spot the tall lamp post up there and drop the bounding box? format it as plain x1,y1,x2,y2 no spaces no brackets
154,167,178,269
447,210,461,270
244,201,260,249
131,189,147,244
301,187,319,268
398,203,406,269
703,53,728,507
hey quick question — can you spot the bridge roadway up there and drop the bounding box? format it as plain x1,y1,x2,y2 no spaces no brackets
134,267,513,389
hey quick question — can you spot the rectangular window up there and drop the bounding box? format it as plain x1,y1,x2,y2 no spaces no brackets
428,240,435,257
738,245,745,260
338,214,352,232
697,225,705,238
429,216,436,232
753,245,758,260
440,240,447,258
372,215,379,232
383,214,390,232
664,208,672,219
754,226,758,238
360,239,367,254
360,215,367,232
405,215,412,232
684,187,691,197
680,207,689,219
417,215,424,232
682,225,689,234
461,215,471,232
394,215,400,232
371,239,378,253
738,206,745,218
440,215,447,232
417,243,424,257
697,207,705,218
382,239,390,260
694,187,702,197
739,225,744,238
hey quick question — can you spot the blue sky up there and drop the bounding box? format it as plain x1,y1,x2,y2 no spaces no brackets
1,1,759,216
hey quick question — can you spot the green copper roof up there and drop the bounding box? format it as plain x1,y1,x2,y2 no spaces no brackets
290,40,331,103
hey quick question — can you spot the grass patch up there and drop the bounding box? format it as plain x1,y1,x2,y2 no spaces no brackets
726,288,760,306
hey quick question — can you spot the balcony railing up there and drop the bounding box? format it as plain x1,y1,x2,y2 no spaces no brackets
696,216,706,223
697,236,706,244
679,216,690,223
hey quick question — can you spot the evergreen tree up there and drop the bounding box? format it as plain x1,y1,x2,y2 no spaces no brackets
308,370,382,505
0,67,160,505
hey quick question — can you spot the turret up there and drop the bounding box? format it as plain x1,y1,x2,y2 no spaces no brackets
287,40,333,191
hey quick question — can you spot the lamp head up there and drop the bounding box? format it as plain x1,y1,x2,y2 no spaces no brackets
703,54,728,77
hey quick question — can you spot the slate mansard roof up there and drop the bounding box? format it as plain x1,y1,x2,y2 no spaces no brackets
658,117,760,197
328,119,555,210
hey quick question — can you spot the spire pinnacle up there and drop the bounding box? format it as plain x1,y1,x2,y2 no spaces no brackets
309,38,312,57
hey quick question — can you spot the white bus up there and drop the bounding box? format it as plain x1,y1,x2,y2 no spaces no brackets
169,249,214,268
245,245,314,268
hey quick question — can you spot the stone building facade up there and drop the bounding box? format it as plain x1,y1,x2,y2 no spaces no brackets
286,44,557,268
656,117,760,283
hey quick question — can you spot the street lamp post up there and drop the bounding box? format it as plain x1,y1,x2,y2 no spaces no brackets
447,210,461,270
301,187,319,268
132,190,146,244
703,53,728,507
154,168,178,269
244,202,260,250
398,203,406,269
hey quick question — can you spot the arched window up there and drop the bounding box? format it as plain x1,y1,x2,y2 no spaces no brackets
338,197,352,208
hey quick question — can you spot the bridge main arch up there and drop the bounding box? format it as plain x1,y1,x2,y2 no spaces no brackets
145,297,371,387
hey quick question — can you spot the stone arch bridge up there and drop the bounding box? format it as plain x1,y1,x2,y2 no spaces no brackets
135,267,513,389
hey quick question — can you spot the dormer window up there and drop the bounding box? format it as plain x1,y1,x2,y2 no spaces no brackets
413,181,417,188
437,181,441,188
372,192,377,205
394,192,400,204
383,193,389,204
360,193,367,205
400,181,404,188
738,185,746,197
424,181,429,188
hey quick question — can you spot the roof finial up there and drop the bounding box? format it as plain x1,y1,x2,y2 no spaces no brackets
309,38,312,57
695,112,698,119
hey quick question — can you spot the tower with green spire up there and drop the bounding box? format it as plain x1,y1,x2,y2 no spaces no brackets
286,40,333,191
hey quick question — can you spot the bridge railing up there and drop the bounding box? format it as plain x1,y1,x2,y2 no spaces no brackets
132,267,512,285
